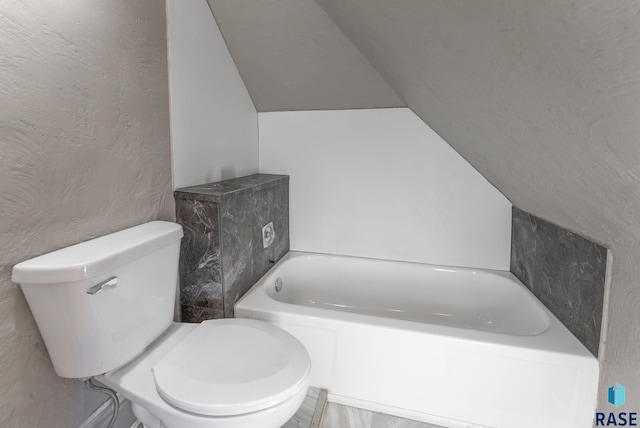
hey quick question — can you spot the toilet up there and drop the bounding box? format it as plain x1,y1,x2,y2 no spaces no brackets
12,221,311,428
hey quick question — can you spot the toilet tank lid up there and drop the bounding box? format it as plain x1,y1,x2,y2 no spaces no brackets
12,221,183,284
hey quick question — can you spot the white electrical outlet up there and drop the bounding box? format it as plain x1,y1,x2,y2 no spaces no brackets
262,222,275,248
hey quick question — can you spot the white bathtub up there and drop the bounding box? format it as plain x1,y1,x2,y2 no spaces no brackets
235,252,598,428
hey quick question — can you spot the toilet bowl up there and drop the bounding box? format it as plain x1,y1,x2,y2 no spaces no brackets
12,221,311,428
98,320,311,428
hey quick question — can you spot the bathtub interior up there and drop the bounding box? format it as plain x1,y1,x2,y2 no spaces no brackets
265,253,550,336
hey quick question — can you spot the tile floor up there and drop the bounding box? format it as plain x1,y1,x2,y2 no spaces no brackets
283,388,447,428
283,387,324,427
318,403,446,428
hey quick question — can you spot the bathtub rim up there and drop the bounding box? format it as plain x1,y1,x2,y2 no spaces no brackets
236,251,597,360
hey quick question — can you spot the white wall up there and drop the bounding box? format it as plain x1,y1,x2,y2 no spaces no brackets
259,108,512,270
167,0,258,189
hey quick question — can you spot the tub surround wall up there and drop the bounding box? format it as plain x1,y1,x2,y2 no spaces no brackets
259,108,512,270
175,174,289,321
511,207,607,356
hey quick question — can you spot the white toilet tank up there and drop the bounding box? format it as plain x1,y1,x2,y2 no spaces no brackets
12,221,183,379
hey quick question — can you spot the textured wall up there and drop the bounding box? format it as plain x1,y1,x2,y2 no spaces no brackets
0,1,173,426
315,0,640,411
167,0,258,188
207,0,404,111
260,108,512,270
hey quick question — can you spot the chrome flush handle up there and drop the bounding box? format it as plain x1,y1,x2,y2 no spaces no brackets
87,276,118,295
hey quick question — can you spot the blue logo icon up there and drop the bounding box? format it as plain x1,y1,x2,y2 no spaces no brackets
596,383,636,426
609,383,626,408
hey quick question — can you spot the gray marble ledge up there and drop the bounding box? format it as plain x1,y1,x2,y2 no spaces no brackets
175,174,289,202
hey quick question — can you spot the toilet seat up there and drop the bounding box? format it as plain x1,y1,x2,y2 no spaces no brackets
152,318,311,417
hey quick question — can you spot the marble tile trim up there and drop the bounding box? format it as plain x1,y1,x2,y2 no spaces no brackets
510,207,607,356
251,179,290,284
175,174,288,203
176,199,224,319
175,174,290,321
220,189,255,318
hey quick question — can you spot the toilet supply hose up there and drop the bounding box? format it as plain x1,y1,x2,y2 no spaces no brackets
84,378,120,428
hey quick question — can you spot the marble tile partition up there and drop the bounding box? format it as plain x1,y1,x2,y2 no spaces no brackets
510,207,607,356
175,174,289,321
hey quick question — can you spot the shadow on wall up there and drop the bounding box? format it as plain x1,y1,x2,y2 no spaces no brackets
220,165,237,181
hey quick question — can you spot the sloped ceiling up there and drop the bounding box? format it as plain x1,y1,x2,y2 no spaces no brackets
206,0,404,111
315,0,640,406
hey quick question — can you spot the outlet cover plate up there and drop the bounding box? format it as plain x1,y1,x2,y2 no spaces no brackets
262,222,275,248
